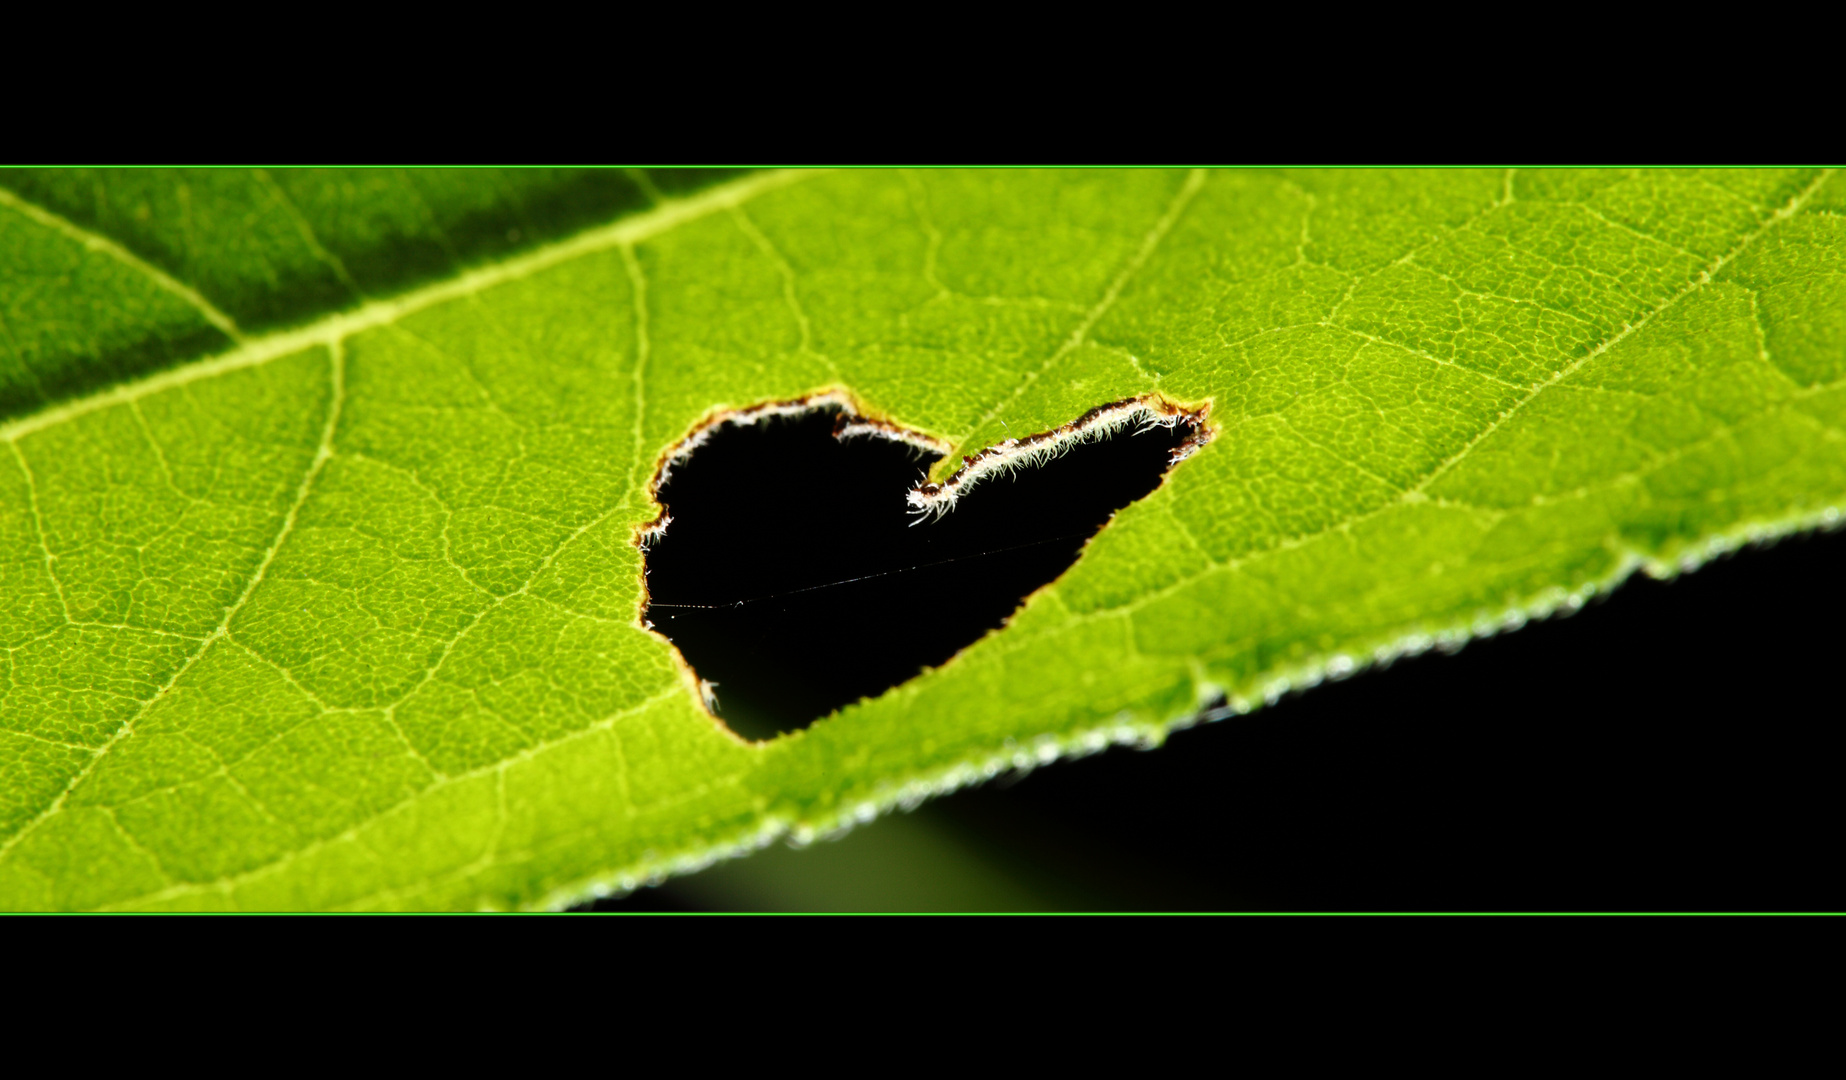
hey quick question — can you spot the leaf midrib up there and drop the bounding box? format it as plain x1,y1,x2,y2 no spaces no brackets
0,169,820,443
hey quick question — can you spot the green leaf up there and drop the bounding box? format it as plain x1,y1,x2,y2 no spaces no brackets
2,168,1841,911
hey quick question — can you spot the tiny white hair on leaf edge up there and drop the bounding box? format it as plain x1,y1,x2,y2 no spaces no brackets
905,397,1212,523
634,390,1211,547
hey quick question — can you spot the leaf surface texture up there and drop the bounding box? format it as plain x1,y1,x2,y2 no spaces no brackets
1,167,1841,909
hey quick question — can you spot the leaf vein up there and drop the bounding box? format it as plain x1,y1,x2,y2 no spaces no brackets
0,170,819,445
0,185,244,343
0,343,345,858
967,168,1208,441
7,440,71,624
109,685,689,910
1028,171,1836,637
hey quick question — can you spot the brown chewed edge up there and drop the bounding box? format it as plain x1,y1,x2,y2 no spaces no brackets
632,388,947,554
642,390,946,509
628,390,1214,740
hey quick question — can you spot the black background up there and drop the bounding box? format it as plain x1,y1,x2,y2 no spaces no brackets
593,411,1846,912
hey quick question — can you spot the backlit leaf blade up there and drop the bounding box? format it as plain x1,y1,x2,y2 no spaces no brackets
0,168,1839,910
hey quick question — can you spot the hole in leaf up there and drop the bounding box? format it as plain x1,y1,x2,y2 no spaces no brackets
643,399,1205,741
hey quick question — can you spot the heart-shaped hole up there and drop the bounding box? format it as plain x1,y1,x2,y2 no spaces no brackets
643,398,1206,740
